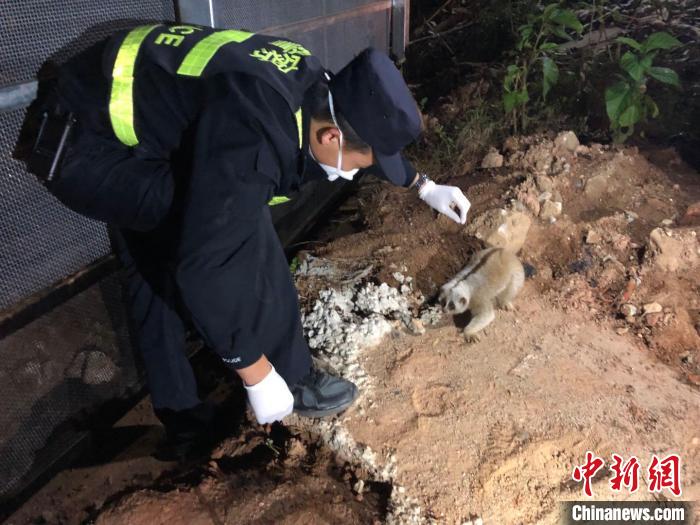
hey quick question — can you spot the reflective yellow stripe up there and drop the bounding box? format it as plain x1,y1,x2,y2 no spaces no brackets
109,25,159,146
295,108,303,148
177,30,254,77
268,196,291,206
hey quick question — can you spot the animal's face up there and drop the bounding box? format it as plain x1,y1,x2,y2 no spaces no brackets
438,282,470,314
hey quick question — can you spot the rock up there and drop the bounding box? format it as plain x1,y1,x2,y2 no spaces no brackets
551,156,571,176
535,174,554,193
522,141,554,174
480,147,504,169
353,479,365,495
680,201,700,226
407,318,426,336
584,174,609,200
575,144,591,156
554,131,580,152
540,200,562,221
643,302,663,315
686,373,700,386
503,136,519,152
538,191,552,202
514,189,540,217
661,219,674,226
83,351,118,385
620,304,637,317
647,227,699,272
646,312,663,327
466,209,531,252
586,229,602,244
616,326,630,335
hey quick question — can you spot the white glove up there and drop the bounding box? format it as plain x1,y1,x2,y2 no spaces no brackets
418,181,471,224
244,364,294,424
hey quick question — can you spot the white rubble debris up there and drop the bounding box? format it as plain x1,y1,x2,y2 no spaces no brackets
297,271,436,524
419,305,444,326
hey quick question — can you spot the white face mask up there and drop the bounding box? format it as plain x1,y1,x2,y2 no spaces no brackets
308,89,360,182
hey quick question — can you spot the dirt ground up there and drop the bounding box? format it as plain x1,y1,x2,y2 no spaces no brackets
301,133,700,523
8,129,700,523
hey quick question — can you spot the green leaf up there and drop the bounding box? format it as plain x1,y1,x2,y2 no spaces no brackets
503,92,518,113
618,104,641,127
605,80,633,121
642,32,681,53
613,125,635,143
289,256,300,274
518,25,533,50
516,89,529,105
620,51,644,82
504,64,521,90
616,36,642,50
503,90,528,113
639,53,654,72
643,95,660,118
542,56,559,99
647,66,680,87
550,8,584,33
543,3,559,19
539,42,560,51
551,25,574,41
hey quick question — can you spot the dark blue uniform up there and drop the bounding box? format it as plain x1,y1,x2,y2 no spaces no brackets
51,25,414,413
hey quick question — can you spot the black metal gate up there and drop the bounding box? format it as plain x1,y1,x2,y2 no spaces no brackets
0,0,408,512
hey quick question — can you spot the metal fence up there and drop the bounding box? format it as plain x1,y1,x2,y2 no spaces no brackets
0,0,408,510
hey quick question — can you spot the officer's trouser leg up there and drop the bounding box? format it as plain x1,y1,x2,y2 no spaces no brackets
176,207,312,388
112,229,200,412
253,207,313,386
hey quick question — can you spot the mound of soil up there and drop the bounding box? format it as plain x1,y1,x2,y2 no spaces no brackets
294,132,700,523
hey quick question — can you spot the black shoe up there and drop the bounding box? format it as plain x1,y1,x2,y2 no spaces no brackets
154,401,223,462
291,369,359,418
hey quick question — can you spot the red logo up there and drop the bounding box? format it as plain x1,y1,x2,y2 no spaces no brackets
572,452,682,497
610,454,640,493
647,454,682,497
572,451,606,497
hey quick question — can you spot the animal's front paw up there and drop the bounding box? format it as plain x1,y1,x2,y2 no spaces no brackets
499,301,515,312
463,331,481,343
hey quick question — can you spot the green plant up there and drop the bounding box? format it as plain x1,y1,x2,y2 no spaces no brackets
605,31,681,142
289,256,300,274
503,3,583,133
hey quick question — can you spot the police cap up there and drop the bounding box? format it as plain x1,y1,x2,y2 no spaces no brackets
329,48,422,186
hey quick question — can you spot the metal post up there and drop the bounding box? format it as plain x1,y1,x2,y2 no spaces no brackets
390,0,410,62
175,0,216,27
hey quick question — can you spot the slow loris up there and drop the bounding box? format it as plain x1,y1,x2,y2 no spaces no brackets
438,247,524,342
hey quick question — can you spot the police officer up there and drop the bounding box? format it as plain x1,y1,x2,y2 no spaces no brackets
39,24,470,456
